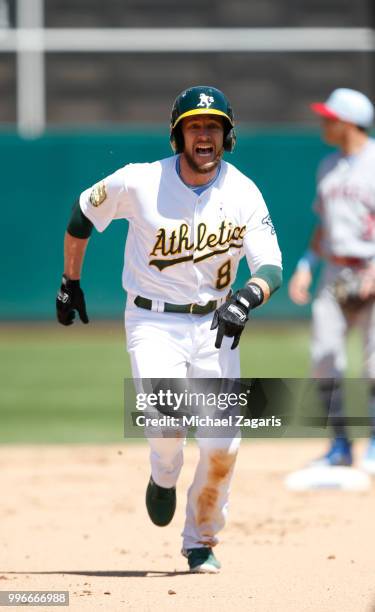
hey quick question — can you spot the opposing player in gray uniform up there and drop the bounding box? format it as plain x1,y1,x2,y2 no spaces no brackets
289,88,375,472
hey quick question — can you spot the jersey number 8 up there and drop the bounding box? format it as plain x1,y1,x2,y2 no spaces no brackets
216,260,231,290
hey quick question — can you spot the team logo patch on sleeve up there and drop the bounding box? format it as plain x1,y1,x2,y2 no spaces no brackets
89,181,107,207
262,214,276,235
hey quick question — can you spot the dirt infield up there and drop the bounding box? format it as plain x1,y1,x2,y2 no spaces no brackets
1,441,374,611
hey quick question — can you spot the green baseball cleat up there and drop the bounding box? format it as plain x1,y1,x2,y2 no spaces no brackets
145,476,176,527
182,547,221,574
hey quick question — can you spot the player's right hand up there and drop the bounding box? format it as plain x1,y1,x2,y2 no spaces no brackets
56,274,89,326
288,269,312,305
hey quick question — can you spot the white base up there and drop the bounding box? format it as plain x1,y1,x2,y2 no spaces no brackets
360,459,375,476
285,466,371,491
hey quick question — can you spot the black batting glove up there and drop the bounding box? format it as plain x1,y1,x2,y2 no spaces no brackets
210,284,264,350
56,274,89,326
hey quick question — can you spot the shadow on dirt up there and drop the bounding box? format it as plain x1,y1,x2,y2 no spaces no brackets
2,569,192,578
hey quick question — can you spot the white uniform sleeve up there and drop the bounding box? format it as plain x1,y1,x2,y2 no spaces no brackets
79,167,133,233
242,186,282,274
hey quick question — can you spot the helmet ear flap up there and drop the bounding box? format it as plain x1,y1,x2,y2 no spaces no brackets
170,131,177,153
170,124,184,153
224,128,236,153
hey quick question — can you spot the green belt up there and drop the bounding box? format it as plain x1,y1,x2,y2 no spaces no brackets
134,295,218,315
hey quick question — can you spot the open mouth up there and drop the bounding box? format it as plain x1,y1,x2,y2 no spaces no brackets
195,144,214,157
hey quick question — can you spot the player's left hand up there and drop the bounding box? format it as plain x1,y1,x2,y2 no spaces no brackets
211,289,252,350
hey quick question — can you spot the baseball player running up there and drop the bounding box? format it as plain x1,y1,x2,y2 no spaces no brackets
289,88,375,473
56,85,282,573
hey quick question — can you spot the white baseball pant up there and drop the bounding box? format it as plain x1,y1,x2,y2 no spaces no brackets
125,295,241,550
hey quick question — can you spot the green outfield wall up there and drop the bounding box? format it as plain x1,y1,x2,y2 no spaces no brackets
1,128,333,320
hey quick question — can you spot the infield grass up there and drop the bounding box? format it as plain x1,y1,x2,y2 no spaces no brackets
0,321,366,443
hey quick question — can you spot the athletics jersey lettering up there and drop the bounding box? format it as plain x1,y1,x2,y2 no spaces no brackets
150,223,193,257
149,220,246,267
196,221,246,251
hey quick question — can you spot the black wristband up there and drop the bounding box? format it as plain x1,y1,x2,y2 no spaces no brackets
236,283,264,311
62,274,80,288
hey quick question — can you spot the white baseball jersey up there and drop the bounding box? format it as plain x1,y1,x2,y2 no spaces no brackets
315,138,375,259
80,155,282,304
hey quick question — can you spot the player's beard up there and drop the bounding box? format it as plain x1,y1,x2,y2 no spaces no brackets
183,147,224,174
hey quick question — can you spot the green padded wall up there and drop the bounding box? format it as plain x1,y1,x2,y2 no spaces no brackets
1,128,331,320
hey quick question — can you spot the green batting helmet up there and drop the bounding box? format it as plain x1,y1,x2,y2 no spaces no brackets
170,85,236,153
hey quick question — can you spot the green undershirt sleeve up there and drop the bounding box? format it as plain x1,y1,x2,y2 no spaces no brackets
67,199,93,239
251,264,283,295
